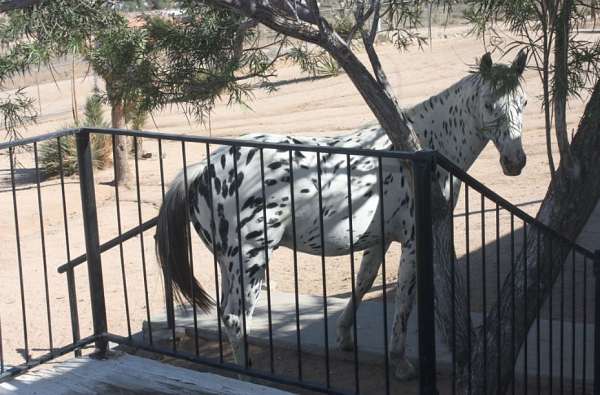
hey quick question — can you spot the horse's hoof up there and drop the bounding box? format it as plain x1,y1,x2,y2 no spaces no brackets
394,358,417,381
336,329,354,351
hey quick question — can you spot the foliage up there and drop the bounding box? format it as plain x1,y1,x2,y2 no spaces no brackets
83,90,110,128
286,45,341,77
118,0,176,11
464,0,600,97
125,101,147,130
0,0,122,58
133,4,280,120
0,0,122,142
0,88,36,141
87,21,148,106
474,56,523,97
39,93,111,176
0,0,461,141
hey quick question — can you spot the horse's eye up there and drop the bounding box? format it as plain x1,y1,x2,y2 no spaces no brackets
523,100,528,107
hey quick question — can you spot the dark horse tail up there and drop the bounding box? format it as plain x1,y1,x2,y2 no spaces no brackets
155,165,214,313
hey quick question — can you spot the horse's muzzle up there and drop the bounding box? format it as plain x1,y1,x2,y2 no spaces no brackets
501,152,527,176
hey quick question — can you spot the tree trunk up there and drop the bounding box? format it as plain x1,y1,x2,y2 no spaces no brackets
433,205,473,375
553,0,575,172
542,37,556,177
111,100,131,186
467,79,600,394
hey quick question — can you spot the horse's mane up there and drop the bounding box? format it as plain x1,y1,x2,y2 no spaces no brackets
470,63,523,97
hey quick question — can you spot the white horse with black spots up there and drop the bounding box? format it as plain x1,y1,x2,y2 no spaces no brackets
155,50,528,380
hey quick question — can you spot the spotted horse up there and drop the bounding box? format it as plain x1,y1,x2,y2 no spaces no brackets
155,50,528,381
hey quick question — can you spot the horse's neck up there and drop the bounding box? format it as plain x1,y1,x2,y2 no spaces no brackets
406,76,488,171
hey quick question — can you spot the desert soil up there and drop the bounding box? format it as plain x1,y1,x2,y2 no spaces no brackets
1,23,598,393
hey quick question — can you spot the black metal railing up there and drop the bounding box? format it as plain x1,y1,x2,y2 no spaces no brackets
436,155,599,395
0,127,597,395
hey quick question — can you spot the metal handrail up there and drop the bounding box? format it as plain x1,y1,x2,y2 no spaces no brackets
4,126,590,267
435,153,596,260
0,128,78,150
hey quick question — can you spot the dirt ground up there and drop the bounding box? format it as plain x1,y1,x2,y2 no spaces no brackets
1,23,599,393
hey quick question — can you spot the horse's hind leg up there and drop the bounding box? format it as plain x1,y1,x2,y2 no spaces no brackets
336,242,390,351
390,239,418,381
221,257,265,368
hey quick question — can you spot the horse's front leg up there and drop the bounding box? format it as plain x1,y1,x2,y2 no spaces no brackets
390,238,418,381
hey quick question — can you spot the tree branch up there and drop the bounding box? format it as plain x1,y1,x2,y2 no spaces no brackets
202,0,322,44
0,0,41,12
367,0,381,47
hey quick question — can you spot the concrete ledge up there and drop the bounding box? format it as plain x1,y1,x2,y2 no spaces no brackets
145,291,594,384
0,353,290,395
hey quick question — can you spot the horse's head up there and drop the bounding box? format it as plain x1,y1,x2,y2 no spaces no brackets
475,49,528,176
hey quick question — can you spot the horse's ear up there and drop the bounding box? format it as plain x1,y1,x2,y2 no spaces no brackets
512,48,528,76
480,52,493,74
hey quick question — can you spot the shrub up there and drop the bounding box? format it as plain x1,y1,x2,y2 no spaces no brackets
39,92,112,177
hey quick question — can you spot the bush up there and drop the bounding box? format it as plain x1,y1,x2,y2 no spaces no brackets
39,93,112,177
39,133,112,177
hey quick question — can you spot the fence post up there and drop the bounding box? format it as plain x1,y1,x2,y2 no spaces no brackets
76,131,108,355
413,154,438,395
594,250,600,395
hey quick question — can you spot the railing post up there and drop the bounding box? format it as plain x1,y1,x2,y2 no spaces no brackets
76,131,108,355
165,276,175,330
594,250,600,395
413,154,438,395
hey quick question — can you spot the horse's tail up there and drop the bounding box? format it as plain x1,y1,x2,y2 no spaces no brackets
155,165,214,313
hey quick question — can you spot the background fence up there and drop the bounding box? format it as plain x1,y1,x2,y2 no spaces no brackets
0,127,597,394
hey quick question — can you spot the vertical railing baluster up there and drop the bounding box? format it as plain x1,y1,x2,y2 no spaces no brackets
523,221,528,395
583,255,588,395
593,251,600,395
481,194,487,393
377,156,390,395
465,184,472,393
549,239,554,395
536,229,541,395
232,145,249,369
181,141,197,355
58,136,81,356
259,148,275,374
571,250,576,394
560,242,565,394
0,311,3,373
288,149,303,381
158,138,175,335
496,203,502,393
33,142,54,353
159,138,176,351
9,147,29,363
413,156,437,395
205,143,223,363
75,132,108,354
316,151,330,389
134,137,152,346
451,173,457,395
510,213,515,395
111,135,132,340
345,154,359,393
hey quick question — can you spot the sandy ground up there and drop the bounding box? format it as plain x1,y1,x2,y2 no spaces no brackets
1,24,599,392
